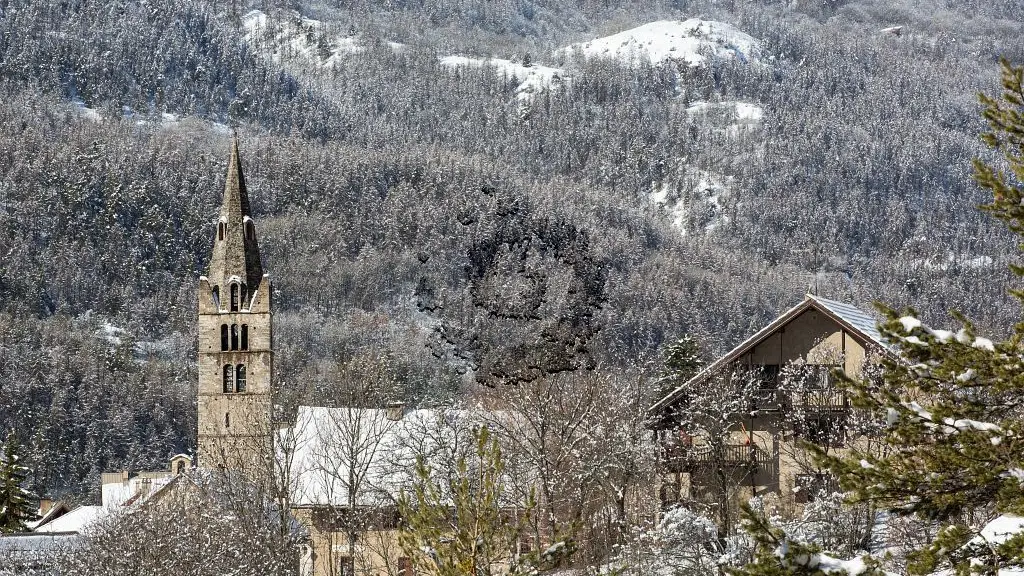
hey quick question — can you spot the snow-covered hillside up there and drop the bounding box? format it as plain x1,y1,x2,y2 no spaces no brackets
560,19,761,66
242,10,368,69
438,56,565,103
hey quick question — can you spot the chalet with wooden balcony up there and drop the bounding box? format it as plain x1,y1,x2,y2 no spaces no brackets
650,294,891,515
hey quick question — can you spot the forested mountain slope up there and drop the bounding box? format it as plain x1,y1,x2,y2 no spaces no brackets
0,0,1019,498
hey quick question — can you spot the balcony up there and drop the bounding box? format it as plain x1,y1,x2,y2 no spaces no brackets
662,441,774,473
790,389,849,412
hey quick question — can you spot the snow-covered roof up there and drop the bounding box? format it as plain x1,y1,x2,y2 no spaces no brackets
810,295,885,346
650,294,890,415
33,505,108,534
0,532,79,558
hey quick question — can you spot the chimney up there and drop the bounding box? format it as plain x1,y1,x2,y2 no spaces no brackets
385,402,405,421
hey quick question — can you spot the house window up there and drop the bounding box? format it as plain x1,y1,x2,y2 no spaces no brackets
241,324,249,350
334,556,354,576
223,364,234,393
220,324,229,351
398,556,414,576
230,283,239,312
231,324,239,350
802,417,846,447
235,364,246,393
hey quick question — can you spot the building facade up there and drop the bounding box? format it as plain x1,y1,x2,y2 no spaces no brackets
649,295,890,521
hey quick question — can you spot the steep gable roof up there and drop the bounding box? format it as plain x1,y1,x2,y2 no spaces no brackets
649,294,889,415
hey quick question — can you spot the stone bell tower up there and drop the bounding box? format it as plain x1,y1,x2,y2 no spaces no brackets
197,139,273,478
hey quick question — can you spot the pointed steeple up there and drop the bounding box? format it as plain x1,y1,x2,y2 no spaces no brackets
221,137,253,221
207,138,264,306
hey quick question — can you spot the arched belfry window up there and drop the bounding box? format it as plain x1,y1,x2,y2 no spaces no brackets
230,283,239,312
241,325,249,350
230,324,239,351
220,325,229,351
235,364,247,393
222,364,233,393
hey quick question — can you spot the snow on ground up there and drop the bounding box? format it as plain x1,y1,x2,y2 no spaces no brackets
912,253,994,271
650,168,732,235
242,10,375,69
72,100,103,123
559,19,761,66
439,56,566,104
686,100,765,123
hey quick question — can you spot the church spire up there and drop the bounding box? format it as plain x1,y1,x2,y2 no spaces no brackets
207,138,264,304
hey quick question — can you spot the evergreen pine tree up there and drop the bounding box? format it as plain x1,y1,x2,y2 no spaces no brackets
398,426,539,576
734,59,1024,576
658,335,706,398
0,432,35,534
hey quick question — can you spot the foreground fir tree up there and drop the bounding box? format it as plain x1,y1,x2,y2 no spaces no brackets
735,59,1024,576
0,433,35,534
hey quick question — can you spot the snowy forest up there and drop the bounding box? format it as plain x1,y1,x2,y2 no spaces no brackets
0,0,1023,573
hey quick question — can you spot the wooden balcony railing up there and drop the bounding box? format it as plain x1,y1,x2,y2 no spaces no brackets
661,442,774,473
791,390,848,411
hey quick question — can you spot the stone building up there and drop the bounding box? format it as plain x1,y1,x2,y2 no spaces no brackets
196,139,274,479
648,295,891,522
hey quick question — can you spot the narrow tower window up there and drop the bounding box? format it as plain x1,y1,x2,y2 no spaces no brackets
220,324,229,351
245,221,255,241
241,325,249,350
231,324,239,351
218,223,224,241
225,412,230,428
212,286,220,309
230,283,239,312
235,364,247,393
222,364,233,393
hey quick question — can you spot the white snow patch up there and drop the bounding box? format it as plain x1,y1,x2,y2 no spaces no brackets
685,100,765,131
560,19,761,67
439,56,565,104
898,316,922,332
649,168,732,235
912,253,993,271
973,337,995,351
72,100,103,123
242,10,376,71
956,369,976,382
974,515,1024,546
